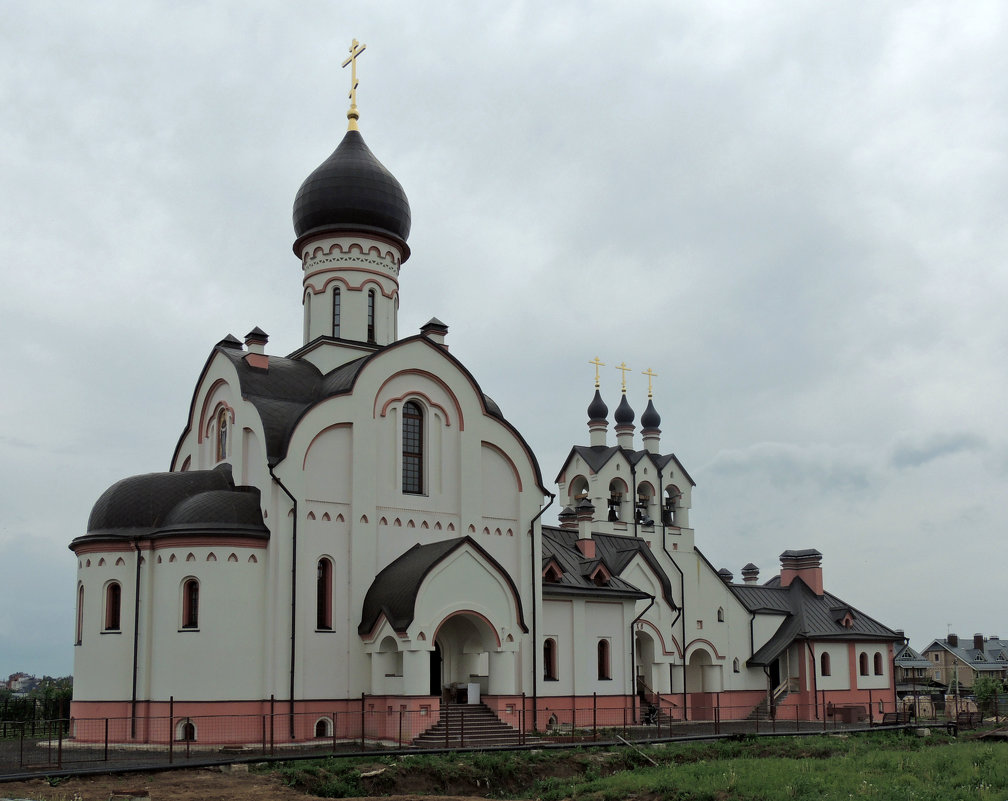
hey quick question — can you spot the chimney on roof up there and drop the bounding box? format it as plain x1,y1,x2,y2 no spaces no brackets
558,506,577,530
576,537,596,559
244,327,269,369
779,549,823,595
974,633,984,651
948,633,958,647
420,318,448,349
741,563,759,584
717,568,733,584
576,498,595,542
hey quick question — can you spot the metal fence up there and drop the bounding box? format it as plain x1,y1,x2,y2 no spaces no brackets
1,694,995,779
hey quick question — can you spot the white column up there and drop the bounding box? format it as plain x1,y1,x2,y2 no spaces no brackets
488,650,516,695
402,649,430,696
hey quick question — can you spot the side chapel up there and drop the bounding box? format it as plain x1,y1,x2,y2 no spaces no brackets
69,44,901,742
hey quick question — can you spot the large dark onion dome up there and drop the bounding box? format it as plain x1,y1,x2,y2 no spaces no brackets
292,129,411,257
587,389,608,422
641,398,661,430
614,393,635,425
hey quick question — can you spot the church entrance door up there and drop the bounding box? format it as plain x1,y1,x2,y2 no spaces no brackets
429,642,443,697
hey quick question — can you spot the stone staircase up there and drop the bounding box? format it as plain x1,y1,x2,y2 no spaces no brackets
413,703,523,748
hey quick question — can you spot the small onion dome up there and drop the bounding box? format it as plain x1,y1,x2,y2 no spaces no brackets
640,398,661,430
587,389,608,422
718,568,734,583
614,392,635,425
292,129,411,256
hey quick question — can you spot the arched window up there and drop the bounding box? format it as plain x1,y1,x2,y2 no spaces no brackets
543,638,558,681
717,607,725,622
873,652,883,675
367,289,376,343
177,719,196,741
663,486,681,526
402,401,423,494
316,558,333,630
607,479,627,522
315,718,332,738
733,658,740,673
216,408,228,462
104,582,122,631
332,287,341,338
182,578,200,629
859,651,868,676
820,652,831,676
597,639,611,680
75,584,84,645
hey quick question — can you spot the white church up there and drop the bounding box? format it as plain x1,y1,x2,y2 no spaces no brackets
70,48,901,744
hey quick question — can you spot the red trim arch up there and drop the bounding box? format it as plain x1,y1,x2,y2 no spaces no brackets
481,440,524,492
198,386,235,445
685,638,726,661
374,370,464,430
303,273,398,300
636,619,681,658
303,240,400,266
302,422,352,470
378,390,452,429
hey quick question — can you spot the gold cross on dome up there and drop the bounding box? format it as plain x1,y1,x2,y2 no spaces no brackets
616,361,631,392
642,367,658,398
589,357,606,388
342,39,367,131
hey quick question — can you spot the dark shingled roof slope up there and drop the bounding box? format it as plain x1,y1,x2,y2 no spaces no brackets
541,526,675,606
734,578,901,666
359,536,528,636
556,445,695,487
75,463,268,549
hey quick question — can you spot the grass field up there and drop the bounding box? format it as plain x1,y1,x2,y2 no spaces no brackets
268,730,1008,799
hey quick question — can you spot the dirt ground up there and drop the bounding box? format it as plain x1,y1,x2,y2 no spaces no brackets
0,767,492,801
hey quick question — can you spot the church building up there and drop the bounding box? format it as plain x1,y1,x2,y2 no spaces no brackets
69,47,901,743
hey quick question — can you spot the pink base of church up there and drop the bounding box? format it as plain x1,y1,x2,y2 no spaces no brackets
70,689,825,745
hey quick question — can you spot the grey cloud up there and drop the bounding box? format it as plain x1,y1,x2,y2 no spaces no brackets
890,431,987,469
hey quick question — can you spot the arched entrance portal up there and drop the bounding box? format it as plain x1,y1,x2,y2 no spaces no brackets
433,613,498,702
685,648,721,720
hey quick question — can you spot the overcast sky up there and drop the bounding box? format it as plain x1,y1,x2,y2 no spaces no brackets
2,2,1006,678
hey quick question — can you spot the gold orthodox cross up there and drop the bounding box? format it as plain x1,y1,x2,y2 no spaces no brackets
589,357,606,388
342,39,367,130
642,367,658,398
616,362,631,392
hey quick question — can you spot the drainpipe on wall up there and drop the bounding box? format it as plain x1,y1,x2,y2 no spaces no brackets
630,595,655,723
528,492,555,732
805,639,819,719
657,464,687,720
269,464,298,739
130,539,142,739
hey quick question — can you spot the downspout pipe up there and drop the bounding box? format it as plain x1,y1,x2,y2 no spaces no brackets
130,539,142,739
630,594,655,722
805,639,819,719
269,464,298,739
658,465,687,720
528,491,555,732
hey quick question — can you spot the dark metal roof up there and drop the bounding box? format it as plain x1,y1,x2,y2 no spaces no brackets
734,578,901,666
541,526,675,606
921,638,1008,673
358,536,528,636
75,464,268,548
292,129,411,255
894,643,932,669
557,445,695,488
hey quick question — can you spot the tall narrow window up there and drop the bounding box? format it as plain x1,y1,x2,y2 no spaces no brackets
402,401,423,494
316,558,333,630
820,652,831,676
367,289,376,343
104,582,122,631
332,287,341,338
182,579,200,629
873,652,883,675
543,638,558,681
859,651,868,676
216,408,228,462
597,639,611,680
75,584,84,645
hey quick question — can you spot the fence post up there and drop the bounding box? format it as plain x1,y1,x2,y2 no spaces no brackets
57,720,63,768
398,709,403,747
593,692,598,741
795,702,799,732
270,694,275,756
822,690,827,731
460,706,465,749
360,693,366,751
261,714,267,754
715,693,720,735
868,690,873,725
19,724,24,768
169,696,174,764
521,693,526,745
334,712,339,752
623,704,627,737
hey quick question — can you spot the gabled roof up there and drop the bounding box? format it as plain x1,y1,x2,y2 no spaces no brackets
555,445,695,487
736,577,901,666
540,526,675,605
894,642,932,669
358,536,528,636
921,637,1008,673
